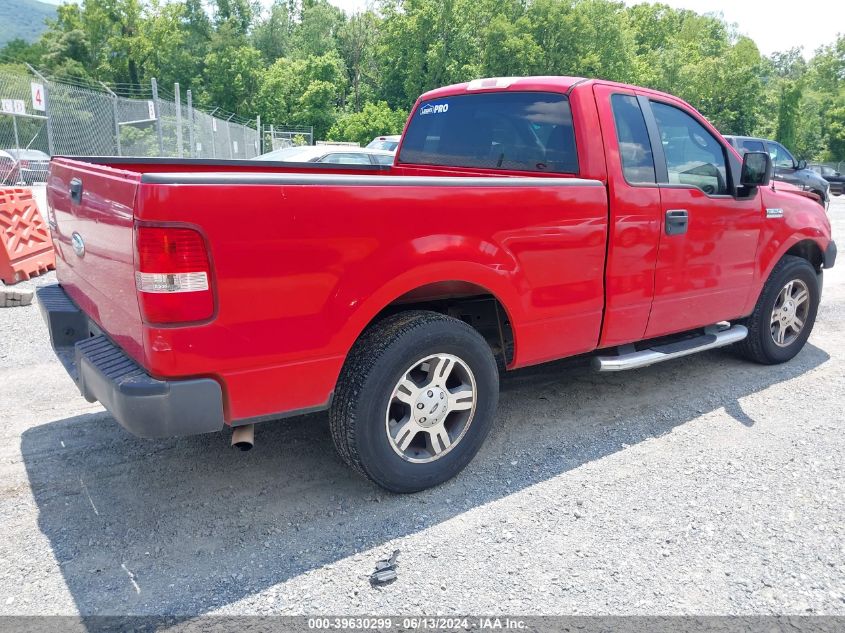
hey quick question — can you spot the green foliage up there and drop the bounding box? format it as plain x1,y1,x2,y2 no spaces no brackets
256,51,347,138
327,101,408,146
0,39,46,66
290,0,346,58
253,0,294,62
197,40,263,115
0,0,843,159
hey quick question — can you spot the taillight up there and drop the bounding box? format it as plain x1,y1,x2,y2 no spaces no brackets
134,225,214,324
21,160,30,168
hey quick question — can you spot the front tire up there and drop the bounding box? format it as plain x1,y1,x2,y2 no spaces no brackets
735,255,820,364
330,311,499,493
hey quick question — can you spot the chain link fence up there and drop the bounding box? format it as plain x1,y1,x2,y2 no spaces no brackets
262,125,315,151
0,65,313,183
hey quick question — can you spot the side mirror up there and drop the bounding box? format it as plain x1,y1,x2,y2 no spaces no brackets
796,159,808,170
740,151,772,187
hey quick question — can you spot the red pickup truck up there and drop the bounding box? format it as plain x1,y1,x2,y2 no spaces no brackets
39,76,835,492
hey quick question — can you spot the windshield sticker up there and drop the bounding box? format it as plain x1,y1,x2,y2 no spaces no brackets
420,103,449,116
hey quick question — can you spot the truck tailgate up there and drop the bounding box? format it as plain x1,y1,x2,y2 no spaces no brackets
47,158,145,363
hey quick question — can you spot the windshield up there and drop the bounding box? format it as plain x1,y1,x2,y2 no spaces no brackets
5,149,49,160
254,146,319,162
372,153,394,165
399,91,578,174
367,139,399,151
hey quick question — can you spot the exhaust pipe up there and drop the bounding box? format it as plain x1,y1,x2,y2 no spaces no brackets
231,424,255,451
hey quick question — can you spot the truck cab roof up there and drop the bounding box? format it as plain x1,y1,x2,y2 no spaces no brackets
420,76,589,101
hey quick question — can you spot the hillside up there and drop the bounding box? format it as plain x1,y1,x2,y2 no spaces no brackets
0,0,56,48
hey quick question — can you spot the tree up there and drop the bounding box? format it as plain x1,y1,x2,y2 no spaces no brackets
213,0,254,36
198,41,263,115
40,3,95,80
291,0,346,59
0,39,45,67
256,51,348,139
327,101,408,145
338,11,380,111
138,1,206,90
6,0,844,161
253,0,295,63
805,35,845,160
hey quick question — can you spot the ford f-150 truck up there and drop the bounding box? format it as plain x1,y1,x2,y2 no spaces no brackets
38,76,836,492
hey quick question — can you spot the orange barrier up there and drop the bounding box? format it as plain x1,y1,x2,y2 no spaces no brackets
0,187,56,284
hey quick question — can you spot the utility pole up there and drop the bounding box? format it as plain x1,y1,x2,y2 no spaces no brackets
100,82,121,156
187,89,195,158
150,78,164,154
174,82,183,158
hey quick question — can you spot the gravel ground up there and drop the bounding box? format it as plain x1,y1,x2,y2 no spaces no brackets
0,191,842,617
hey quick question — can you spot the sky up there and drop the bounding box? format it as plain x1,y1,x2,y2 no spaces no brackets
319,0,844,58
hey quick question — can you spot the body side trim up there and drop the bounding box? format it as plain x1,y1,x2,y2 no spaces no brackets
140,173,606,187
56,156,390,171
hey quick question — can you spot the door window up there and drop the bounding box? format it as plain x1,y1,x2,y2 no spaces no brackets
611,94,656,184
651,101,729,195
768,142,796,169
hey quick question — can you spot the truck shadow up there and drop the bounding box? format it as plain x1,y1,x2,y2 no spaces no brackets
20,343,829,618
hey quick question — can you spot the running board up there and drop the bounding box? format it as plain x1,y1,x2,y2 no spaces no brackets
593,324,748,372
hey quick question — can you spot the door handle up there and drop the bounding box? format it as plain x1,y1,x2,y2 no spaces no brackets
665,209,688,235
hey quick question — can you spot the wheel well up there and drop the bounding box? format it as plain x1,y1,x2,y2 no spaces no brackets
785,240,823,271
373,281,515,367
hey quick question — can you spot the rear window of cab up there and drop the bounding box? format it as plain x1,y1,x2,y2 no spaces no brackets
398,91,578,174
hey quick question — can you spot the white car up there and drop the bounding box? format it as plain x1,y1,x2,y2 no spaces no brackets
254,145,394,166
365,135,401,152
0,148,50,185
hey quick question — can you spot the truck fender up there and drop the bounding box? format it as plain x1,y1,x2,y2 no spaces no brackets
333,259,523,365
743,233,828,315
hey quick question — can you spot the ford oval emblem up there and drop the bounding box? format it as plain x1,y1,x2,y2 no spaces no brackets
71,232,85,258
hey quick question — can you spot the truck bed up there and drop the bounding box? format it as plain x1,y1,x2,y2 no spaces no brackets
47,156,608,423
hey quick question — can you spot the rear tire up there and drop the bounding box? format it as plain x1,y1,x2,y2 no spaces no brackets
330,311,499,493
735,255,820,364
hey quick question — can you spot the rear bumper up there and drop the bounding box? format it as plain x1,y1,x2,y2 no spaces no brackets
36,284,225,438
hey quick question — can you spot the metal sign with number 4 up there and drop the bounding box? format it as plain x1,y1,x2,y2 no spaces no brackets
31,82,45,111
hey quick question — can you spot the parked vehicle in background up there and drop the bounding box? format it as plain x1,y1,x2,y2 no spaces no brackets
366,135,401,151
810,164,844,196
0,149,50,185
40,76,835,493
724,135,829,206
254,145,395,166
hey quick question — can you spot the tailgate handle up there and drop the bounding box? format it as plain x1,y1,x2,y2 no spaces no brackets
70,178,83,205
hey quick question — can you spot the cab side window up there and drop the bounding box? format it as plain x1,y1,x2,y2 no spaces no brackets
738,139,765,153
611,94,656,184
651,101,729,195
